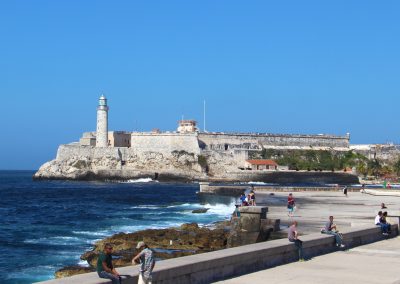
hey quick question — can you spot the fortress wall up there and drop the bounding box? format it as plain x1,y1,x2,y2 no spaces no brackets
131,133,200,154
57,145,125,160
198,133,350,151
351,144,400,163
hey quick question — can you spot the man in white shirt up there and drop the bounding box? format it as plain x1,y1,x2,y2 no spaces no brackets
375,211,382,225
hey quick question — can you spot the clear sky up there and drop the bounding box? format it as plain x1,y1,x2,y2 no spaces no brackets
1,1,399,170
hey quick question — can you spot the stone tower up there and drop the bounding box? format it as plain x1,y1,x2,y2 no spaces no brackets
96,95,109,147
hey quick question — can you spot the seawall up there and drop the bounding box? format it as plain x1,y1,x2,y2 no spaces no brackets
37,225,398,284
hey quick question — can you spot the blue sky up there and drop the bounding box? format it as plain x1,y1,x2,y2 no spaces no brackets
1,1,399,170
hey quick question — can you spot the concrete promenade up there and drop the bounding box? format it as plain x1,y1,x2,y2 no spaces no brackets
216,236,400,284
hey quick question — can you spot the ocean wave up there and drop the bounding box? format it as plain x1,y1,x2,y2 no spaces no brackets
129,205,162,209
201,201,236,216
77,260,90,267
23,236,94,246
113,222,184,233
247,181,278,186
72,230,109,237
167,203,202,208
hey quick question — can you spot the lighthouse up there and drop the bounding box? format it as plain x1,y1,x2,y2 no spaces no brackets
96,95,109,147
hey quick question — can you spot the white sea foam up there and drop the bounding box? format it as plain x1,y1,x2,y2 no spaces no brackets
129,205,162,209
78,260,90,267
167,203,198,208
123,178,157,183
202,201,236,217
114,221,184,233
24,236,94,246
72,230,109,237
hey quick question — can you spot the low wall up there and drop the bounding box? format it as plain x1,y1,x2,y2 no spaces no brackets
208,171,359,184
38,225,398,284
199,183,361,195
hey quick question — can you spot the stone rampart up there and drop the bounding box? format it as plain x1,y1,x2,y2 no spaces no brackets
198,132,350,151
131,132,200,154
351,144,400,163
37,225,398,284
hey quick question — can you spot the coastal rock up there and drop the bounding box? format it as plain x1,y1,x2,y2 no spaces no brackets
55,266,95,279
192,208,209,213
80,223,229,268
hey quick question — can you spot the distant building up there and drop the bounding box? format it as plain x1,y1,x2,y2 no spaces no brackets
80,132,96,146
108,131,131,147
245,159,278,170
177,120,198,133
80,131,131,147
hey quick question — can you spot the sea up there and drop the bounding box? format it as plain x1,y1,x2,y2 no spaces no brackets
0,171,236,284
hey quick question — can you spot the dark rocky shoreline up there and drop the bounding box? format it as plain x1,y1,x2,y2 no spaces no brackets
56,207,281,279
56,222,231,278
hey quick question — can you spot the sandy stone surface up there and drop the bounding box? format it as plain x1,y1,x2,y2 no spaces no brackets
255,190,400,235
216,190,400,284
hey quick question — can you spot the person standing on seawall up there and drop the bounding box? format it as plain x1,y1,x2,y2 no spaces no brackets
133,241,156,284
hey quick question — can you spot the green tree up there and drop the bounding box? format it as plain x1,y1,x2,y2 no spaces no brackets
393,158,400,176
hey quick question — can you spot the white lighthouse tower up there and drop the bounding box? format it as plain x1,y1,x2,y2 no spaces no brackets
96,95,109,147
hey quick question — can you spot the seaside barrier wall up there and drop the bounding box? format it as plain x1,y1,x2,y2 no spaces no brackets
38,225,398,284
57,132,200,162
198,132,350,151
199,183,362,195
203,171,359,186
130,133,200,154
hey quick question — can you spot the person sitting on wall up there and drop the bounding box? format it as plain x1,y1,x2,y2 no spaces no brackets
288,221,304,261
97,243,121,284
321,216,345,248
375,211,382,226
247,193,253,206
381,203,387,209
239,194,248,206
250,190,256,206
380,211,392,236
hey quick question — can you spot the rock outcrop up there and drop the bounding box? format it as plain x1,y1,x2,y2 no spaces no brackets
79,223,230,269
55,266,95,279
56,206,281,279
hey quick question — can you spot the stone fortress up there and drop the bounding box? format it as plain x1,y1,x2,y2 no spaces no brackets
34,96,400,182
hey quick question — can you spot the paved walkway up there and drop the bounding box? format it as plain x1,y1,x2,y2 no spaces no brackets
215,236,400,284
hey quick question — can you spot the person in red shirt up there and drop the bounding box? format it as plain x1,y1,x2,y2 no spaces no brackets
287,193,295,217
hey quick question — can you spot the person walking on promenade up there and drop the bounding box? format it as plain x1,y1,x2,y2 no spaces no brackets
132,241,155,284
342,186,348,197
288,221,304,261
287,193,295,217
321,216,345,248
97,243,121,284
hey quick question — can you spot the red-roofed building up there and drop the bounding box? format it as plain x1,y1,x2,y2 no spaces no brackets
245,159,278,171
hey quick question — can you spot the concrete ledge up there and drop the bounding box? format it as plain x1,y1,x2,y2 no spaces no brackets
38,225,398,284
